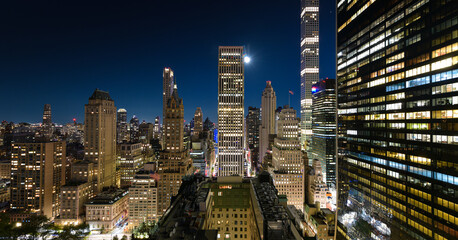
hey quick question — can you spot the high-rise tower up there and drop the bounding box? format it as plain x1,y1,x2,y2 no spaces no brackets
116,108,128,143
217,46,245,176
300,0,319,149
193,107,203,137
157,85,192,215
259,81,277,164
337,1,458,239
163,68,175,119
42,104,53,138
84,89,117,192
246,107,261,167
311,79,336,187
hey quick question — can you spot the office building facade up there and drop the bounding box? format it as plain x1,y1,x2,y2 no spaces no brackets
116,108,129,143
217,46,245,176
271,107,305,212
311,79,336,187
300,0,320,148
337,1,458,239
246,107,261,167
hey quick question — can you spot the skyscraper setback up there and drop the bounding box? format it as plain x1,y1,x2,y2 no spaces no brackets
157,84,192,215
259,81,276,164
84,89,117,192
300,0,320,149
337,1,458,239
270,107,304,212
217,46,245,176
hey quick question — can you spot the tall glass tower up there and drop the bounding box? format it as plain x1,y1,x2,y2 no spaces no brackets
337,1,458,239
300,0,320,149
217,46,245,176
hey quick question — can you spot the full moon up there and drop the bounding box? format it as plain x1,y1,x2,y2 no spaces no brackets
244,56,251,63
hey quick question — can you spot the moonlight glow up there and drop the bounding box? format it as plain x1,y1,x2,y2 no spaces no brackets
244,56,251,63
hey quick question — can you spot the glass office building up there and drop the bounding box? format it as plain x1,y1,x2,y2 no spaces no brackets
337,0,458,239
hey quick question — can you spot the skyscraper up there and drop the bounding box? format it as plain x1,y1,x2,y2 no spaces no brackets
259,81,277,164
193,107,203,137
217,46,245,176
153,116,161,140
311,79,336,187
10,141,66,219
246,107,261,168
270,107,304,212
84,89,117,192
116,108,129,143
41,104,53,138
157,85,192,215
130,115,139,143
337,1,458,239
163,67,175,119
300,0,319,149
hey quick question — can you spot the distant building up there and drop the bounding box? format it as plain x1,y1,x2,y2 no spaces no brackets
41,104,53,138
129,115,140,143
84,89,117,192
270,107,305,212
260,81,277,165
217,46,245,176
128,170,158,230
245,107,260,169
117,142,144,188
153,116,161,140
193,107,203,137
85,188,129,232
116,108,129,143
162,67,175,120
10,141,66,219
311,79,336,187
139,121,154,144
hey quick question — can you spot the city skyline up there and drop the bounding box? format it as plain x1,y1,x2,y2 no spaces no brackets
0,0,336,124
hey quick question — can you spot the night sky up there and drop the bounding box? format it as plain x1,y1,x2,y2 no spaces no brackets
1,0,336,124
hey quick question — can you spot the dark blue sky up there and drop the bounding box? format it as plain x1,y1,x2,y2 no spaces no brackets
1,0,335,124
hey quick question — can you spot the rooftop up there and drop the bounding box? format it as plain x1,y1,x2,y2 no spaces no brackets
89,88,113,101
86,188,127,205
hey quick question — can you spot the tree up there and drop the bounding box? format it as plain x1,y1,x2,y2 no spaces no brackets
121,236,128,240
112,235,119,240
56,223,90,240
22,215,50,240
